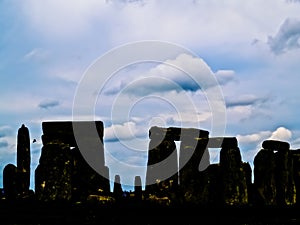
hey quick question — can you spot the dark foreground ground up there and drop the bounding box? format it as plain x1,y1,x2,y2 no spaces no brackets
1,200,300,225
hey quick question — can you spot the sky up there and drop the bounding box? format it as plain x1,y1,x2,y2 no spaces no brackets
1,0,300,191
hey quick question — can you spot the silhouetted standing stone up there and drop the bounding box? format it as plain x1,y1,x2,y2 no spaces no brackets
254,141,296,206
243,162,253,204
254,149,277,205
275,149,296,205
71,147,110,201
192,164,221,205
17,124,30,195
179,130,209,204
35,143,72,201
3,164,17,200
146,127,178,197
219,138,248,206
37,121,110,202
291,149,300,205
134,176,142,201
113,175,122,200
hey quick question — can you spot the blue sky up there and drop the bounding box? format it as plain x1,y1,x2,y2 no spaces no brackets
1,0,300,191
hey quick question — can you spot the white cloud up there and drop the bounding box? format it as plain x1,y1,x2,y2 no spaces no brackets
104,121,142,142
23,48,50,61
104,53,217,96
237,131,271,144
268,126,292,141
237,127,292,146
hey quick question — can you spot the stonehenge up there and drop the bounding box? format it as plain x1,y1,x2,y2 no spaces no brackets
2,121,300,208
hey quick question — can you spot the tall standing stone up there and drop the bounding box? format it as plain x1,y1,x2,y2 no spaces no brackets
291,150,300,205
254,149,277,205
254,140,296,206
35,143,72,201
219,137,249,206
275,149,296,205
37,121,110,201
178,129,209,204
17,124,30,195
145,127,178,197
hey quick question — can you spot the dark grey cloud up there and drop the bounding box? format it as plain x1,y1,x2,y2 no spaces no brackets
0,140,8,148
226,95,268,108
38,99,60,109
268,18,300,54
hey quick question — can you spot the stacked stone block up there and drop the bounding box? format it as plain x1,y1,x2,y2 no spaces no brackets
254,140,296,206
145,127,179,198
145,126,210,204
35,121,110,202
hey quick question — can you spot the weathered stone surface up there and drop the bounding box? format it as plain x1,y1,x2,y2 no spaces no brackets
149,126,209,141
147,194,171,206
35,143,72,201
17,124,30,195
254,149,277,205
243,162,253,204
86,194,115,205
3,164,17,199
254,147,296,206
186,164,221,205
291,149,300,205
146,137,178,197
262,140,290,151
71,147,110,201
203,164,222,205
220,146,242,168
179,137,210,203
274,150,296,205
220,146,248,206
42,121,104,144
207,137,238,149
37,121,110,202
